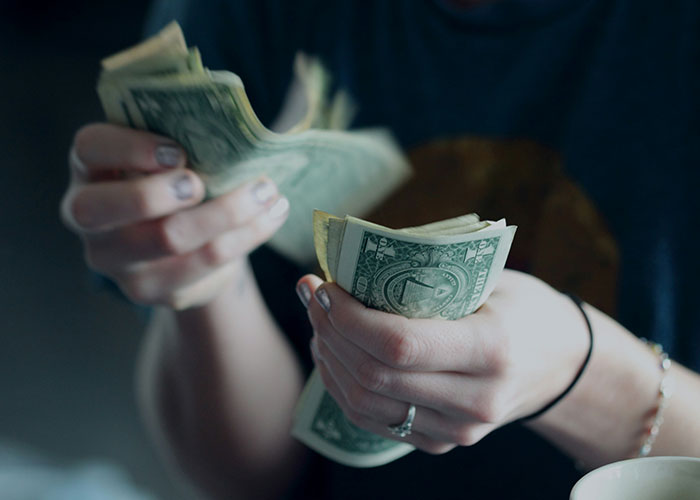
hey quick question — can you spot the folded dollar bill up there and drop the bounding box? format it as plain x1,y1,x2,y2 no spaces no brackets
292,211,516,467
96,22,410,264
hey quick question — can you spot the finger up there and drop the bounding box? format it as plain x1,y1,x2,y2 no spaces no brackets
311,339,457,454
312,306,494,421
110,201,289,304
295,274,324,309
313,335,474,445
313,282,503,373
64,169,205,232
85,178,282,263
72,123,186,181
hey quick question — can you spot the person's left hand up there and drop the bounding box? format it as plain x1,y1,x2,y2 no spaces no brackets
296,269,590,454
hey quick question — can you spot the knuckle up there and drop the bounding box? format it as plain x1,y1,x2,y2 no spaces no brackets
381,321,419,369
418,442,455,455
345,384,373,416
217,190,252,229
155,216,187,255
453,426,481,447
199,236,235,268
356,359,390,393
119,275,154,305
471,394,502,424
449,393,503,425
118,273,172,307
484,337,511,375
72,123,100,158
66,191,96,230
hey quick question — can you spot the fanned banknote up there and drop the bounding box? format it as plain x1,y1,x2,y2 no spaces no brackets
97,22,410,264
292,211,516,467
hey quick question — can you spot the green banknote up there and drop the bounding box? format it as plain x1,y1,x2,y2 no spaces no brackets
292,211,516,467
96,22,410,264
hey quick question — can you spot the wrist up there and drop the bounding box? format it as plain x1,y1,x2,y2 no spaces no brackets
518,293,593,423
524,305,663,468
171,257,251,314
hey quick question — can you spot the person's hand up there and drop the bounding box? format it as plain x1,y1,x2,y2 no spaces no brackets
61,123,289,309
296,270,590,454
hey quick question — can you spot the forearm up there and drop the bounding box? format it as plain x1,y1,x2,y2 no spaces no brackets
526,303,700,468
137,259,307,499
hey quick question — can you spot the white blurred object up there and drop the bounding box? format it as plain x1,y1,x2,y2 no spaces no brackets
0,441,157,500
570,456,700,500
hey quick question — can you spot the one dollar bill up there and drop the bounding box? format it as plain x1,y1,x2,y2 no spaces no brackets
96,22,410,264
292,211,516,467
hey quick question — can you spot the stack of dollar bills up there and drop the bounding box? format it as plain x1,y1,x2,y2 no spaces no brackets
96,22,410,264
292,211,516,467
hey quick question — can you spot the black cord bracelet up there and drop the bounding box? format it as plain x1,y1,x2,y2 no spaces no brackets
517,293,594,423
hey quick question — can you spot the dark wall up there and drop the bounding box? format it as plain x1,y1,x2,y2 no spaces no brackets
0,2,187,497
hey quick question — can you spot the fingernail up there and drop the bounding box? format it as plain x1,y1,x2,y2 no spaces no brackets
310,336,323,361
155,144,182,168
315,288,331,313
251,179,276,203
268,197,289,218
296,282,311,308
172,174,194,200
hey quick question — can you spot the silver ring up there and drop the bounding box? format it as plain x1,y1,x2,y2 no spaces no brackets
387,404,416,437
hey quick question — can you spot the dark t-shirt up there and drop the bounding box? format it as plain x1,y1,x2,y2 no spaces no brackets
145,1,700,498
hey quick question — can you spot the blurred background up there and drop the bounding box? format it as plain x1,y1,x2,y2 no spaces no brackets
1,1,186,497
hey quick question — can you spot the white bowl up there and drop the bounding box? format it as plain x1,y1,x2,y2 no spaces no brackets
570,456,700,500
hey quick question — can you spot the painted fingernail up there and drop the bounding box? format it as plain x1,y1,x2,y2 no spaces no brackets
172,174,194,200
296,282,311,308
155,144,182,167
268,197,289,218
251,179,276,203
315,287,331,313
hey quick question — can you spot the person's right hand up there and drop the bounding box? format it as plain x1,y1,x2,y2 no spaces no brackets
60,123,290,310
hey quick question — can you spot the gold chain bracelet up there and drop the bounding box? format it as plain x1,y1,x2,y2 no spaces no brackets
636,340,674,457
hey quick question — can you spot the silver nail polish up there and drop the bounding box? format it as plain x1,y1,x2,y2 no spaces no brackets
310,336,323,361
251,180,276,203
172,174,194,200
315,288,331,312
296,282,311,308
155,145,182,167
268,197,290,218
